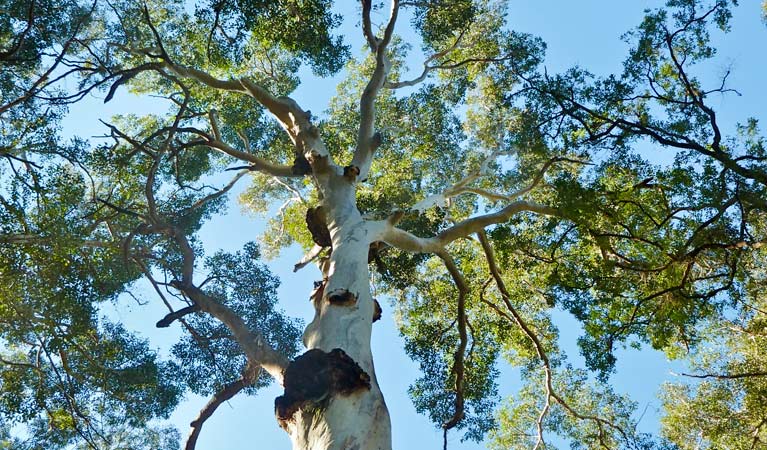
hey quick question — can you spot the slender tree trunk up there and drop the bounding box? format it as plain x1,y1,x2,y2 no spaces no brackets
277,173,392,450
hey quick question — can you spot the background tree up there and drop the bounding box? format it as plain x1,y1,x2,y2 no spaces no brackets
1,0,765,449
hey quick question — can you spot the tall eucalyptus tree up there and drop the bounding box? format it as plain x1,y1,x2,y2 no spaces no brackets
1,0,765,449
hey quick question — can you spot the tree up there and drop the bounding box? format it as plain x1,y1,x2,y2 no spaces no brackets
1,0,765,449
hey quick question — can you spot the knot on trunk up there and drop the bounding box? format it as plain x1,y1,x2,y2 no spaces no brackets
343,164,360,181
275,348,371,429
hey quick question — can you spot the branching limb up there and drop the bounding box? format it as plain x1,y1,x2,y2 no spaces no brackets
134,114,296,178
163,64,330,165
170,281,289,383
478,232,550,448
524,60,767,188
412,154,586,212
124,7,332,169
196,110,301,177
436,201,558,245
0,233,48,245
360,0,378,51
375,200,558,255
124,193,291,383
161,217,288,382
353,0,400,181
294,244,324,272
373,155,564,254
0,0,97,114
385,29,466,90
181,169,249,214
185,364,260,450
0,0,34,61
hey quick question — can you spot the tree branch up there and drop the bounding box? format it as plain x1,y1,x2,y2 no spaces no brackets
478,231,631,448
352,0,400,181
170,281,288,384
360,0,378,51
436,250,468,434
162,63,330,165
375,200,558,256
203,111,300,177
679,371,767,380
436,201,558,245
156,305,200,328
385,29,466,90
128,9,332,168
185,365,260,450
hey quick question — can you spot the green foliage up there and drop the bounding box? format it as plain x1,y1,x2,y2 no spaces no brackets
2,0,766,448
0,318,182,449
412,0,476,49
197,0,349,75
491,366,656,450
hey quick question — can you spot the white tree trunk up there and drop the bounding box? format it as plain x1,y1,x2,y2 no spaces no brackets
278,173,392,450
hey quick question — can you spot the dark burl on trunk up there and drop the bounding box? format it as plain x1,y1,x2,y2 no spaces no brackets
275,348,371,430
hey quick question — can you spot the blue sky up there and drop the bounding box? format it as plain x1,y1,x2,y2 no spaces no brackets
59,1,767,448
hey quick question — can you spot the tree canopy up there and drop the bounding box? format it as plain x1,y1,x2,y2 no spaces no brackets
1,0,766,449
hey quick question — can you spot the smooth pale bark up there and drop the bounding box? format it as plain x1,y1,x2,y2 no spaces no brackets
281,164,392,450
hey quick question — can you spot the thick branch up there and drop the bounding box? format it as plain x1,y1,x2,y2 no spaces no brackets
156,305,200,328
202,112,299,177
146,214,289,383
173,282,289,384
164,64,295,128
360,0,378,51
376,200,558,255
437,201,558,244
158,62,331,166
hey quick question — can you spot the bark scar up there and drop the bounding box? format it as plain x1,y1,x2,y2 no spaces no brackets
327,288,357,306
274,348,371,430
306,205,332,248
